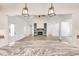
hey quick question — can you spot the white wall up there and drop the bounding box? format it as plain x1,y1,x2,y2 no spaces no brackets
8,16,32,42
0,13,8,47
71,13,79,47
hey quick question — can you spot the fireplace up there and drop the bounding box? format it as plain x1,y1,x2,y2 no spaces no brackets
38,32,43,35
34,23,47,36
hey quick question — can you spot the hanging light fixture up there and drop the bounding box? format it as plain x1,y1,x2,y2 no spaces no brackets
48,3,56,16
22,3,29,16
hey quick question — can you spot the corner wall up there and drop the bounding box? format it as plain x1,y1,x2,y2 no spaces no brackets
0,13,8,47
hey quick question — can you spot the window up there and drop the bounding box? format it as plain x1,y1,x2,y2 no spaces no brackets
50,20,72,37
61,21,72,36
52,23,59,36
9,24,15,37
24,26,26,32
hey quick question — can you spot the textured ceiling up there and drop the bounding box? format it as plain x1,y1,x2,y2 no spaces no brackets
0,3,79,15
0,3,79,10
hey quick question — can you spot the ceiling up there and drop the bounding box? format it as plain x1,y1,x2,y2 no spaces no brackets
0,3,79,15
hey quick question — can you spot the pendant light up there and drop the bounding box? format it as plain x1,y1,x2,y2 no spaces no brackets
48,3,56,16
22,3,29,16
